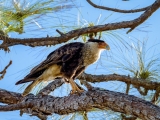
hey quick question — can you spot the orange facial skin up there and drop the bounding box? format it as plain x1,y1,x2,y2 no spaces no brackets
98,42,110,50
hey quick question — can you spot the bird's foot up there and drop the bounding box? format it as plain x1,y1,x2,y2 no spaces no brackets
70,89,84,94
68,78,84,94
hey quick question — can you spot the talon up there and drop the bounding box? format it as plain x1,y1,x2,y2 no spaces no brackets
70,89,84,94
70,90,76,94
77,89,84,93
68,78,84,94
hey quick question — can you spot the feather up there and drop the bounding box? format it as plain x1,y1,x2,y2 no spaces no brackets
16,42,84,84
15,39,109,96
15,78,35,85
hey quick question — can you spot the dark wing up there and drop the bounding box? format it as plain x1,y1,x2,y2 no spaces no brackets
15,42,84,85
30,42,84,74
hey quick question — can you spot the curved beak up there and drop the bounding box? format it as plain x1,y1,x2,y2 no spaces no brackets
98,42,110,50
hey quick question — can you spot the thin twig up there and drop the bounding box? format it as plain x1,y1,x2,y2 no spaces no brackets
37,78,64,96
87,0,151,13
126,83,130,94
0,60,12,80
80,80,93,90
151,86,160,103
56,29,65,36
86,0,150,13
134,85,148,96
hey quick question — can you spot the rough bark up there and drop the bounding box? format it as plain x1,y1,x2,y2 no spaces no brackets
79,73,160,91
79,73,160,102
1,73,160,119
0,88,160,120
0,88,23,104
1,72,160,119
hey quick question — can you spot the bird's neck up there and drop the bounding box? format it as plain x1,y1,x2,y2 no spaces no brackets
82,43,103,66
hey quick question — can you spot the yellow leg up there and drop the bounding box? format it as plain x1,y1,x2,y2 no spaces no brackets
68,79,84,94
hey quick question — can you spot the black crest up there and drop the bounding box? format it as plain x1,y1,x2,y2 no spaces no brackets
88,39,105,43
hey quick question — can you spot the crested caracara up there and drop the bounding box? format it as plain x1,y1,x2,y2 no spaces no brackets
15,39,110,96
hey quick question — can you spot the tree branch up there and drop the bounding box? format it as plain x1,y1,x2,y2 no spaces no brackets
56,29,65,36
126,83,131,94
0,88,160,120
151,86,160,103
0,61,12,80
37,78,64,96
126,0,160,33
79,73,160,91
86,0,150,13
0,0,160,50
0,88,23,104
133,86,148,96
0,101,33,111
121,114,137,120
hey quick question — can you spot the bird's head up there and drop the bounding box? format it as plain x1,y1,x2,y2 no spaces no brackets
87,39,110,50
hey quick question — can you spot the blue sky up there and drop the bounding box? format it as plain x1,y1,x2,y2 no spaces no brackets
0,0,160,119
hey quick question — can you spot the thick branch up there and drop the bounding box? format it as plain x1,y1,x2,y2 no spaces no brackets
126,0,160,33
0,88,23,104
79,73,160,91
0,0,160,49
0,102,33,111
0,88,160,120
87,0,150,13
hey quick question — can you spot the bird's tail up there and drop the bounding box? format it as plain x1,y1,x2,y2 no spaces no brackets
15,78,35,85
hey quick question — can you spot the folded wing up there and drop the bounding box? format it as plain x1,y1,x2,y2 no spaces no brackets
15,42,84,85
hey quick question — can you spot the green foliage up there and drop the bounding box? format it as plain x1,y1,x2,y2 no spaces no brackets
75,13,114,42
0,0,73,34
80,22,102,42
139,71,150,79
130,40,160,81
113,38,160,81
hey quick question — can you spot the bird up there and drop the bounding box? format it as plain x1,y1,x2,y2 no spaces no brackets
15,39,110,96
